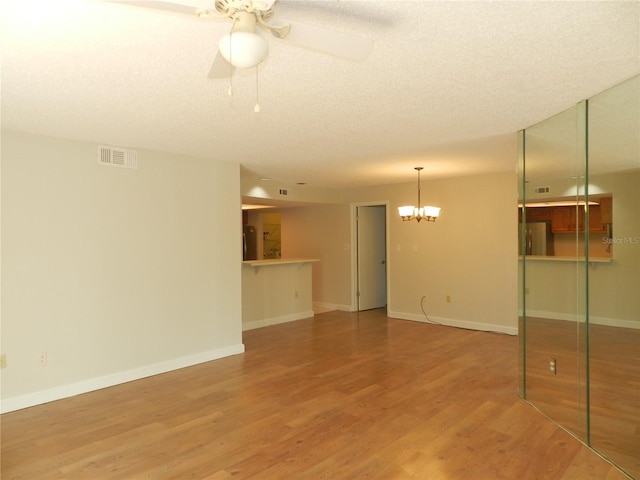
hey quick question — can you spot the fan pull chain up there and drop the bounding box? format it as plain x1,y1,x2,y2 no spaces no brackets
227,17,238,97
227,31,233,96
254,67,261,113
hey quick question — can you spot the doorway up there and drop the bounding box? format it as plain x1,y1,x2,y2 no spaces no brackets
354,204,388,311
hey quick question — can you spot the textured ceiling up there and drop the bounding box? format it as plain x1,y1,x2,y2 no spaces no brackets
2,0,639,188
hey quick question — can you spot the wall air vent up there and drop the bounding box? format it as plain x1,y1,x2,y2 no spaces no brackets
98,145,138,169
534,186,550,194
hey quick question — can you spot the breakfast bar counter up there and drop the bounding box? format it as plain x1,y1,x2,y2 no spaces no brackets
242,258,320,330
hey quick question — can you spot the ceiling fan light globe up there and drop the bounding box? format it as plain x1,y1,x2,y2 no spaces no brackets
218,32,268,69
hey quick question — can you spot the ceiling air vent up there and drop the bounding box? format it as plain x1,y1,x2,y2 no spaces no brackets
98,145,138,169
534,186,550,194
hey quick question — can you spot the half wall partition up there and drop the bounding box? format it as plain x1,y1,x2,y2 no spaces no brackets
518,75,639,478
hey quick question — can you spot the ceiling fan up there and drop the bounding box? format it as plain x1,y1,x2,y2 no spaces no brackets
109,0,374,78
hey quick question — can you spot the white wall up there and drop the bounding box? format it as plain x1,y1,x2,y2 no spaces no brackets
590,170,640,326
242,262,315,330
343,172,519,334
273,172,519,334
524,169,640,327
1,131,244,412
241,177,343,205
280,204,352,311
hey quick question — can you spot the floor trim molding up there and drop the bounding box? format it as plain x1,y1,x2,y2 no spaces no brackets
0,344,245,414
242,311,315,331
388,311,518,336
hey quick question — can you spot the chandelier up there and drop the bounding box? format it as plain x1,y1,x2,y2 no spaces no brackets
398,167,441,222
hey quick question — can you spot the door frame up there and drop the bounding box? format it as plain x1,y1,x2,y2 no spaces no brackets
350,201,390,313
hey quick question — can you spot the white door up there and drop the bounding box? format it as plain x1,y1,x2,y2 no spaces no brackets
357,205,387,311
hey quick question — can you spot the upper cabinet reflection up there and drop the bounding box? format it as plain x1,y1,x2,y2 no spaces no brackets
519,75,639,259
519,196,613,258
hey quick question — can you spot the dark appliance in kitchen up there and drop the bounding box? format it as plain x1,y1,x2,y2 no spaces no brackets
243,225,258,261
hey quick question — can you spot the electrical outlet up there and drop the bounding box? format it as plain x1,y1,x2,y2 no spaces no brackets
549,358,557,375
0,354,6,369
38,352,48,366
446,295,451,303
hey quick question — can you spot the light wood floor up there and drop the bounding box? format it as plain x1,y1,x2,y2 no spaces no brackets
524,317,640,478
1,310,631,480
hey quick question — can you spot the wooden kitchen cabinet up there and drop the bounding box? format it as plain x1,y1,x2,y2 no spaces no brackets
551,204,606,233
599,196,613,224
525,207,552,222
586,205,606,233
551,206,581,233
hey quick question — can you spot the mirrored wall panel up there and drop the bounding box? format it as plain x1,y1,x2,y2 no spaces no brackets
520,102,588,440
587,75,640,478
519,75,639,479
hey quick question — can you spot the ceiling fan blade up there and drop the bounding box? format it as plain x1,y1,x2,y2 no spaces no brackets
208,50,235,79
107,0,218,17
283,21,373,61
251,0,278,11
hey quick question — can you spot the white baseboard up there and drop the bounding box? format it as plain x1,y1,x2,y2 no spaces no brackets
388,311,518,336
312,301,352,313
590,315,639,329
242,311,315,331
524,310,639,329
0,344,245,414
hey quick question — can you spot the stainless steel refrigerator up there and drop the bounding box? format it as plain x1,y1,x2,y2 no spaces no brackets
519,221,552,256
243,225,258,261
